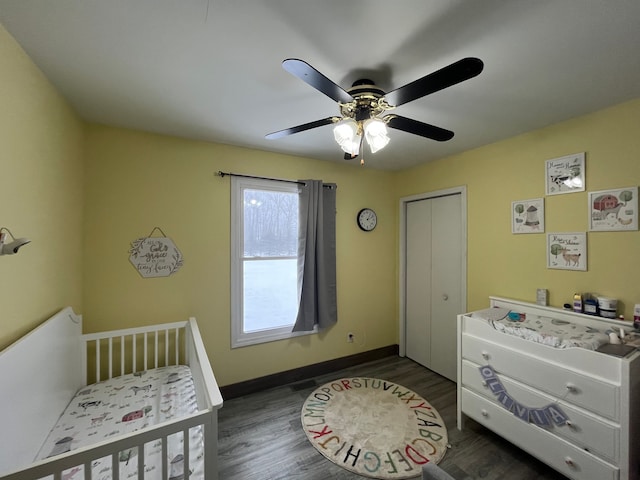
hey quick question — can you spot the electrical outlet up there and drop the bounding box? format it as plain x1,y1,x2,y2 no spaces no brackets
347,332,354,343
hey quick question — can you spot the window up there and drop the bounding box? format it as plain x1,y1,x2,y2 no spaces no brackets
231,176,314,347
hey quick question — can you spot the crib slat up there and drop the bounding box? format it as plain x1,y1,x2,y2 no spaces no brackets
138,444,144,478
112,450,120,480
132,333,137,372
175,328,180,365
183,427,190,478
162,435,168,479
96,339,101,382
108,337,113,379
153,331,158,368
144,332,148,371
165,329,169,366
84,460,92,480
120,335,125,376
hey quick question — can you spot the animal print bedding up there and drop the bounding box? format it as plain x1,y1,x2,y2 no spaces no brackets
36,365,203,480
471,308,609,350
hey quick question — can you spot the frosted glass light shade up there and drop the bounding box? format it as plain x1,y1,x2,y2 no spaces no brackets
333,119,361,155
364,118,390,153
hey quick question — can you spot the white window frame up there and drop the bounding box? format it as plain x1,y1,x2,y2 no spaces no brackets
230,176,316,348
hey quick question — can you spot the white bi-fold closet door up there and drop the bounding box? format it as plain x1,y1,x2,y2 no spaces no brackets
405,192,463,382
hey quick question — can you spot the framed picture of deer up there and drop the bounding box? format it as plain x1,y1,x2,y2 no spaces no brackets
545,152,585,195
588,186,638,231
547,232,587,271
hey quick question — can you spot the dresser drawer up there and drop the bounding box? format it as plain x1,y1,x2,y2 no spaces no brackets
461,334,619,420
461,359,619,462
459,313,623,381
461,388,619,480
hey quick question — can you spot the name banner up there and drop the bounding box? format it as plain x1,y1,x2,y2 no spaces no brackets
478,365,569,427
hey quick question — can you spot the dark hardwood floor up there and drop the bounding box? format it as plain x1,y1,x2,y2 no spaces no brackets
218,355,567,479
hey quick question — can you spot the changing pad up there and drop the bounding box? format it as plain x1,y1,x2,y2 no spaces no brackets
37,364,203,479
472,308,609,350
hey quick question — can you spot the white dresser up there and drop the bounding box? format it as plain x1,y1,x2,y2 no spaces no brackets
457,297,640,480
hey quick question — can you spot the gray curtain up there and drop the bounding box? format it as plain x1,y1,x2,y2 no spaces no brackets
292,180,337,332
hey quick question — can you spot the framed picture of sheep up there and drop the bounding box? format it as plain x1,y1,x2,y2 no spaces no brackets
512,198,544,234
588,186,638,231
547,232,587,271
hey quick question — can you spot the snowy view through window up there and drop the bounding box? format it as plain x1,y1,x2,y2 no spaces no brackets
242,188,299,332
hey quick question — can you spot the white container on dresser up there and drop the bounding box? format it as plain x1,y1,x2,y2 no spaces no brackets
457,296,640,480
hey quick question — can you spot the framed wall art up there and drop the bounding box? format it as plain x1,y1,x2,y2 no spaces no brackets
512,198,544,234
547,232,587,271
588,186,638,231
545,152,585,195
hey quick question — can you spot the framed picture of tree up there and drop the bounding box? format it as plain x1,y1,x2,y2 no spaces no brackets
512,198,544,234
588,186,638,231
547,232,587,271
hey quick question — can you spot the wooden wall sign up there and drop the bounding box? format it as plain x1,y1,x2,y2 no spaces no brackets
129,227,183,278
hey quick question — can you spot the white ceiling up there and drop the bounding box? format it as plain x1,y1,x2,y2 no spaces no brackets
2,1,639,170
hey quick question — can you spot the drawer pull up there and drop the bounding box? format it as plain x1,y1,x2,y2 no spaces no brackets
481,409,489,417
481,351,490,360
566,383,577,393
564,457,576,468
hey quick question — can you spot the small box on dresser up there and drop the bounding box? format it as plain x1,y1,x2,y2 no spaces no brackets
457,297,640,480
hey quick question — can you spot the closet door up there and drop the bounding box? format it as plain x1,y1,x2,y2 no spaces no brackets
405,193,462,381
429,194,462,381
405,199,433,369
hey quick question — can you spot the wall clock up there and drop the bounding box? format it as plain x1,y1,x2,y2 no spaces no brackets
357,208,377,231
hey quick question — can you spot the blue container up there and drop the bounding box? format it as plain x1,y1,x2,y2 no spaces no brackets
584,299,598,316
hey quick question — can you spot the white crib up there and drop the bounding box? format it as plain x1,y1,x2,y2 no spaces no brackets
0,307,223,480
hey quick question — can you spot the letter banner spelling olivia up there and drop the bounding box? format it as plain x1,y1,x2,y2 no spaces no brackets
478,365,569,427
301,378,449,479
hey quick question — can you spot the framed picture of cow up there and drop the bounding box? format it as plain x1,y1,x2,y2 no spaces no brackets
588,186,638,231
545,152,585,195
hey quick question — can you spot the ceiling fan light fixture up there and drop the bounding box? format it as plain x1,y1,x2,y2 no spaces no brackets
363,118,390,153
269,58,485,162
333,118,361,155
339,136,361,156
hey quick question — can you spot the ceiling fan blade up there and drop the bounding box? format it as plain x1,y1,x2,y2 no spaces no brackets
384,57,484,107
265,117,338,140
386,115,454,142
282,59,354,104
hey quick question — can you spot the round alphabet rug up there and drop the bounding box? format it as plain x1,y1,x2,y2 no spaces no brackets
301,377,448,479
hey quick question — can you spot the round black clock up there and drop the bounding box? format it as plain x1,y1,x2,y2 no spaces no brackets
357,208,377,231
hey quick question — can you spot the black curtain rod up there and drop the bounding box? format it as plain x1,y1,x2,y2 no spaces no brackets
215,171,335,189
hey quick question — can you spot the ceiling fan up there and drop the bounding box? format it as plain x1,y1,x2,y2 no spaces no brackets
266,57,484,162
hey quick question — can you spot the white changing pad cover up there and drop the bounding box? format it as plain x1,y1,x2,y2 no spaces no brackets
472,308,609,350
37,365,203,479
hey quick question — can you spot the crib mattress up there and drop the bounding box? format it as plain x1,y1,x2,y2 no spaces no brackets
36,364,203,479
471,307,609,350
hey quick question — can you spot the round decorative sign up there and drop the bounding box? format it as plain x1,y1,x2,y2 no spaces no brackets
301,377,448,479
129,236,183,278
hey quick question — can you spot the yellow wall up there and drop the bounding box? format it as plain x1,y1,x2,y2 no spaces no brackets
3,21,640,388
396,98,640,318
83,126,398,386
0,24,84,350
